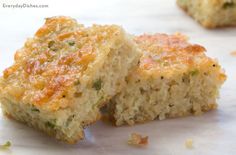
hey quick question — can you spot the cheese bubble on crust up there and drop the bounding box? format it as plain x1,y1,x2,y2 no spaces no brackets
107,33,226,126
0,16,141,143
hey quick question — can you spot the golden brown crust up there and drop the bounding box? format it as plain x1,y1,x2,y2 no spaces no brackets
1,16,125,111
135,33,226,86
133,33,220,79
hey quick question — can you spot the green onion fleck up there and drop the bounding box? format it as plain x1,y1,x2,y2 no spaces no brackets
48,41,58,51
31,108,40,112
45,120,56,129
48,41,55,48
93,79,102,91
66,115,75,126
190,69,199,76
68,41,75,46
0,141,11,149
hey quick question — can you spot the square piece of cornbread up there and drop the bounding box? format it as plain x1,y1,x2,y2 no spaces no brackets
0,16,141,143
107,33,226,126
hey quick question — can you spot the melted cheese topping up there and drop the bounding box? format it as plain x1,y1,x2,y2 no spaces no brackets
134,33,218,78
1,16,123,111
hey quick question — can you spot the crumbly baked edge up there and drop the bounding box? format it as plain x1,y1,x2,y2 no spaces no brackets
107,64,226,126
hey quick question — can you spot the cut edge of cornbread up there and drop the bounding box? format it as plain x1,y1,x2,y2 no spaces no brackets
106,33,226,126
177,0,236,28
0,16,141,143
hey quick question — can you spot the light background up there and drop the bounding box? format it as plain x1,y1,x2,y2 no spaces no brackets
0,0,236,155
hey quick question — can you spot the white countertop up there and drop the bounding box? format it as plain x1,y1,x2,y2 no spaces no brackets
0,0,236,154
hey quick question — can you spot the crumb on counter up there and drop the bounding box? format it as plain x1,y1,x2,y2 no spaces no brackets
185,138,193,149
0,141,11,149
230,51,236,56
128,133,148,147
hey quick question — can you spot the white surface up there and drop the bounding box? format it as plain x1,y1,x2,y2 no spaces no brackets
0,0,236,154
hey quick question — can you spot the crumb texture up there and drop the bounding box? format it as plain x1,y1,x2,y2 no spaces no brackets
108,33,226,126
